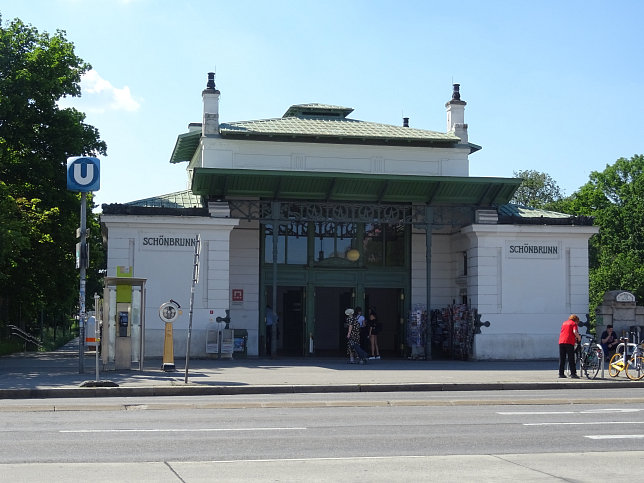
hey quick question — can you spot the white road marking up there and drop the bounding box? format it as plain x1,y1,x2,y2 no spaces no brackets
585,435,644,440
497,411,575,415
524,421,642,426
60,427,307,433
580,408,643,413
498,408,644,416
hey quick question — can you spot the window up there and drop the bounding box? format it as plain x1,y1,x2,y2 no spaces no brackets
314,222,356,261
363,223,404,266
263,220,406,266
264,222,308,264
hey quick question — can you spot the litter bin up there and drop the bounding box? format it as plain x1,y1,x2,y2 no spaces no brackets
233,329,248,358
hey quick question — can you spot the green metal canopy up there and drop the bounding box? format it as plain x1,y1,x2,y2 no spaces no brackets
191,168,521,206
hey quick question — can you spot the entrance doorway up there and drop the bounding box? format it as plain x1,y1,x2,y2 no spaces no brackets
314,287,353,356
364,288,402,357
266,286,305,356
281,288,304,356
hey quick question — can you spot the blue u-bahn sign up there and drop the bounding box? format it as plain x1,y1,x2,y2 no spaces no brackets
67,156,100,192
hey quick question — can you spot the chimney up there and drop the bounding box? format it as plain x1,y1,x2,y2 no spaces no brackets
445,83,468,144
403,117,409,127
202,72,220,137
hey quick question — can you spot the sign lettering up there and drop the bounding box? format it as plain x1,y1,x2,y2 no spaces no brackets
506,240,561,259
141,234,198,250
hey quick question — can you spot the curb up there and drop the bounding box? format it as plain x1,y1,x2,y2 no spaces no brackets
2,380,644,400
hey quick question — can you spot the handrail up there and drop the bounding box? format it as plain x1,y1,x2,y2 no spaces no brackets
8,324,42,348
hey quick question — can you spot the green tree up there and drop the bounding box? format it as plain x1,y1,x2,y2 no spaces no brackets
511,169,564,209
0,15,106,337
558,155,644,312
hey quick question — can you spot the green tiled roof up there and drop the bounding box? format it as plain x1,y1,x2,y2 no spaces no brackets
220,117,459,143
191,168,521,205
170,130,200,164
126,190,204,209
498,204,594,226
170,103,470,164
283,103,354,118
498,204,572,219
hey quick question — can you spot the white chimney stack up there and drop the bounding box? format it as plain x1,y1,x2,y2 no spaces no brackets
445,84,468,144
202,72,220,136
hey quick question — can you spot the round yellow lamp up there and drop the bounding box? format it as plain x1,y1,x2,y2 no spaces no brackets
346,249,360,262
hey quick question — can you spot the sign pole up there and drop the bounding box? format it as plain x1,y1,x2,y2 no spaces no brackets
67,156,100,375
79,192,86,373
94,292,100,382
185,235,201,384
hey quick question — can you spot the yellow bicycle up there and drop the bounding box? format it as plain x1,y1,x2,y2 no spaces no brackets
609,339,644,380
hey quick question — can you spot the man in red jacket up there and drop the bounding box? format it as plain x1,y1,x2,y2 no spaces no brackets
559,314,581,378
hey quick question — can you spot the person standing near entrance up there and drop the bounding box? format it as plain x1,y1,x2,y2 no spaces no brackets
559,314,581,378
265,305,278,357
345,308,366,363
367,307,380,360
355,307,367,351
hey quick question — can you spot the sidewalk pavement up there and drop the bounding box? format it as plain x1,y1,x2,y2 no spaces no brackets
1,338,642,400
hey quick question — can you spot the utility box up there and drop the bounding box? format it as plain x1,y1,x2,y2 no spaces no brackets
85,315,98,350
205,323,234,359
220,328,234,359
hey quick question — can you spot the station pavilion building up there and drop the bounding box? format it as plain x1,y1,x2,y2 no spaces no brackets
100,74,597,362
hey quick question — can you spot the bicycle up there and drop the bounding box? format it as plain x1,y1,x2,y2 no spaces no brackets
608,336,644,380
578,334,602,379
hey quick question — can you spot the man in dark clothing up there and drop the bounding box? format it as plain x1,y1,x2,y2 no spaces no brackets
265,306,277,356
601,325,618,361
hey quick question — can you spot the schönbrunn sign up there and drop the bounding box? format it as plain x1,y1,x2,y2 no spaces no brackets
506,240,561,259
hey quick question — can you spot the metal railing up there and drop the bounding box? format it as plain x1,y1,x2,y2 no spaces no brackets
8,325,42,349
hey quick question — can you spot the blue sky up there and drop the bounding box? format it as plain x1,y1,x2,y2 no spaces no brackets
1,0,643,207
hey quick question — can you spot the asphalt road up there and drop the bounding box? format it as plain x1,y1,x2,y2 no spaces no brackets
2,389,644,481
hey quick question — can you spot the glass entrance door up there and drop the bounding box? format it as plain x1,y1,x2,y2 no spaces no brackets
281,288,304,356
314,287,353,356
364,288,403,357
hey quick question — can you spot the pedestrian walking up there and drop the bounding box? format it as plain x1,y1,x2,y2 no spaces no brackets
346,308,367,364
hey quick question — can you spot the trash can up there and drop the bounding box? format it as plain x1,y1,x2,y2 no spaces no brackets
233,329,248,358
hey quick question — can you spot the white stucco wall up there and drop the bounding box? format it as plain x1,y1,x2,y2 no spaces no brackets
411,230,459,308
196,137,471,177
460,224,598,359
410,223,598,359
101,214,238,359
228,220,261,356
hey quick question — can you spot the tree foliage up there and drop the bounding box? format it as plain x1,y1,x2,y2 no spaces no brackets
511,169,563,209
0,15,106,337
556,155,644,312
